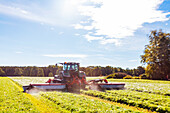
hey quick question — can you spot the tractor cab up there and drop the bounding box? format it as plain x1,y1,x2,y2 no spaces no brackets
63,62,79,72
58,62,80,78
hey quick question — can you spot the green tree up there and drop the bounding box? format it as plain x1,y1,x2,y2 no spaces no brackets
56,66,63,75
37,68,44,77
14,68,23,76
141,30,170,80
136,66,145,75
113,67,118,73
0,68,6,76
92,66,102,76
117,67,123,72
30,66,38,77
48,72,53,77
132,69,138,76
105,66,113,75
23,67,31,76
85,67,93,76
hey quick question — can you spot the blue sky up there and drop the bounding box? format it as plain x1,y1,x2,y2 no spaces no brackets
0,0,170,68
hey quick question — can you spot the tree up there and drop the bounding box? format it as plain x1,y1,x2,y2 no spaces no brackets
37,68,44,77
85,67,93,76
125,68,131,75
48,72,53,77
113,67,118,73
136,66,145,75
92,66,102,76
5,67,15,76
14,68,23,76
117,67,123,72
141,30,170,80
23,67,31,76
105,66,113,75
0,68,6,76
30,66,38,76
132,69,138,76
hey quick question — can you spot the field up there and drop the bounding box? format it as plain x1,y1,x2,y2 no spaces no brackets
0,77,169,113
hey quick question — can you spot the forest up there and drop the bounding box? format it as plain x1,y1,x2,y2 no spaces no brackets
0,65,145,77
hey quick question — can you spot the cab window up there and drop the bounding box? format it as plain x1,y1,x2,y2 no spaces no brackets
63,64,79,71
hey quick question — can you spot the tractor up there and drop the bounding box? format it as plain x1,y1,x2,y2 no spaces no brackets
23,62,125,93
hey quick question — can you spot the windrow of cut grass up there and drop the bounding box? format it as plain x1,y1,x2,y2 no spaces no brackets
81,90,170,113
40,91,142,113
107,79,170,84
107,79,170,96
0,77,39,113
125,82,170,96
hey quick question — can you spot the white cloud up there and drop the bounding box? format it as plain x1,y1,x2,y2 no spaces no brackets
75,0,170,45
43,54,87,58
74,33,80,36
0,4,49,24
100,39,121,46
1,0,169,46
0,1,82,26
73,24,93,30
84,34,103,42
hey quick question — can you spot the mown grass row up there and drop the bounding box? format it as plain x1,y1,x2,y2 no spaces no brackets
0,77,39,113
81,90,170,113
125,82,170,96
40,91,141,113
107,79,170,96
107,79,170,84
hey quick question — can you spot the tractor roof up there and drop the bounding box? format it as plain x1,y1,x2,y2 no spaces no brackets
59,62,80,65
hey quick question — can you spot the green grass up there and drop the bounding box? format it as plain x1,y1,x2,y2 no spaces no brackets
40,91,141,113
0,77,39,113
81,90,170,112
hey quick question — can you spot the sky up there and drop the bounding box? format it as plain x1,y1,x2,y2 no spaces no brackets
0,0,170,69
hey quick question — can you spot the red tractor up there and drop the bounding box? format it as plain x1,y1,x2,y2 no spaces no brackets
23,62,125,93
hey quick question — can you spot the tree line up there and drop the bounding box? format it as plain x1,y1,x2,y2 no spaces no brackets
80,66,145,77
0,65,145,77
0,65,57,77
